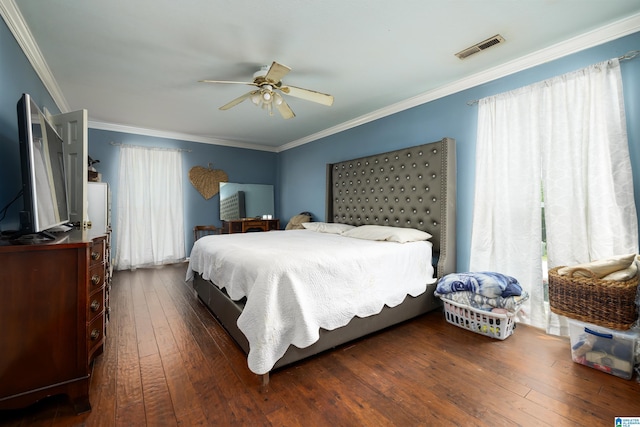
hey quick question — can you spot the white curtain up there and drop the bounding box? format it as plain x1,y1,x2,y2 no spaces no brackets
470,58,638,333
114,145,186,270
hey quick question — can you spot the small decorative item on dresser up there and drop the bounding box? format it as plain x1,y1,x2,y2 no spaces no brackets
88,156,101,182
548,254,639,330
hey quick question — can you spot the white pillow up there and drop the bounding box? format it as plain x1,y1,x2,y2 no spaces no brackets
301,222,356,234
342,225,432,243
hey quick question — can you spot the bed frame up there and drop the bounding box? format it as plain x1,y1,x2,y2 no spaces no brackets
193,137,457,384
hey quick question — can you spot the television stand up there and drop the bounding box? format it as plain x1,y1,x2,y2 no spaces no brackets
0,229,109,413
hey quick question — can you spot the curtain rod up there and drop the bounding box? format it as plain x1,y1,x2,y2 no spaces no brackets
619,50,640,61
466,49,640,106
109,141,191,152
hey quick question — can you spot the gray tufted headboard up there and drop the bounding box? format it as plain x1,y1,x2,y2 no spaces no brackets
220,191,246,220
326,137,456,277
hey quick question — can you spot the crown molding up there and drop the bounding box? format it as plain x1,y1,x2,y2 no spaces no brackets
278,12,640,152
88,121,278,153
0,0,69,112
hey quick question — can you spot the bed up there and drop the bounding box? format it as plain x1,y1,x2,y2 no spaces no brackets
187,137,457,383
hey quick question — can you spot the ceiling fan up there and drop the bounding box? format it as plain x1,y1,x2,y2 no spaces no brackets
199,61,334,119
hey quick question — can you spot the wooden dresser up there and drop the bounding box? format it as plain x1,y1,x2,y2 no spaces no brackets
221,218,280,234
0,229,108,413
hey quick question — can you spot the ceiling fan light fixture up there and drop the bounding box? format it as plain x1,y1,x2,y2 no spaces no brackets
273,92,283,106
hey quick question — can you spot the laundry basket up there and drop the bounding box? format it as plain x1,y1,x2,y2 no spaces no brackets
548,266,639,330
442,299,517,340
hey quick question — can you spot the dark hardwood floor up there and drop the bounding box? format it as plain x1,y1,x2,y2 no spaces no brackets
1,262,639,426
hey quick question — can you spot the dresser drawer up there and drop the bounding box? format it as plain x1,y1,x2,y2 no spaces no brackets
242,220,268,232
87,315,104,353
88,263,104,290
89,237,106,267
87,288,105,322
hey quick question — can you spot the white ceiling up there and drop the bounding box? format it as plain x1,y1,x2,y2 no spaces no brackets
4,1,640,151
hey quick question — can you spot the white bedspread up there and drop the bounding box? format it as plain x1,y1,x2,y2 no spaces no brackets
186,229,435,374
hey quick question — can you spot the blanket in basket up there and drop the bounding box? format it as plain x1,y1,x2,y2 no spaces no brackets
434,272,528,313
435,272,523,298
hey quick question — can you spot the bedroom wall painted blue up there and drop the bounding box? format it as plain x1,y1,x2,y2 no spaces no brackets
278,31,640,272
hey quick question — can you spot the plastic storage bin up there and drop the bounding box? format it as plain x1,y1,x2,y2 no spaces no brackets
442,299,517,340
569,319,640,380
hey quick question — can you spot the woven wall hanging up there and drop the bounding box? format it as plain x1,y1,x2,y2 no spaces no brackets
189,163,228,200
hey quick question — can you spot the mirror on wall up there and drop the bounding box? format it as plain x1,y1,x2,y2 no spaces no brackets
219,183,274,221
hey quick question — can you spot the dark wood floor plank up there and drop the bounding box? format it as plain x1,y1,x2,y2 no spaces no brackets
150,265,275,425
336,324,527,425
331,345,492,426
130,271,160,359
141,274,180,358
317,354,422,426
111,271,146,426
414,326,540,390
140,270,216,425
413,342,565,425
2,262,639,427
138,273,212,426
138,353,178,426
270,364,353,427
157,351,209,426
426,316,639,426
525,388,608,426
144,268,248,426
411,318,614,425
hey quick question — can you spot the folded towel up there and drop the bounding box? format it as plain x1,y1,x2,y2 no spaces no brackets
557,253,636,279
601,261,638,281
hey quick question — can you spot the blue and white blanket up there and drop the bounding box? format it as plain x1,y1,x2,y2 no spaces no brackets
436,290,529,312
435,272,523,298
434,272,528,313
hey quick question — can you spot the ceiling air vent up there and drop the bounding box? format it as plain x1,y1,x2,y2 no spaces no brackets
455,34,505,60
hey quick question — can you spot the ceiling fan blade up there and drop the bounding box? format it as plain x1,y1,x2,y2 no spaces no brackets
264,61,291,84
200,79,258,86
275,98,296,119
219,91,256,110
280,85,334,106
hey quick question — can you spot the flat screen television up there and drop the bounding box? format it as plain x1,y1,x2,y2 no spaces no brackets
15,93,70,239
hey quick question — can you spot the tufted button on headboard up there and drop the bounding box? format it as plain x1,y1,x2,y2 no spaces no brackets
326,137,456,277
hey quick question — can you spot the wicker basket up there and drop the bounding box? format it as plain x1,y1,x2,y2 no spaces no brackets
548,266,639,330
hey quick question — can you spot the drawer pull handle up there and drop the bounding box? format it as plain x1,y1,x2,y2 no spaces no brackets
91,252,101,261
90,329,100,340
90,300,101,312
91,275,101,285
